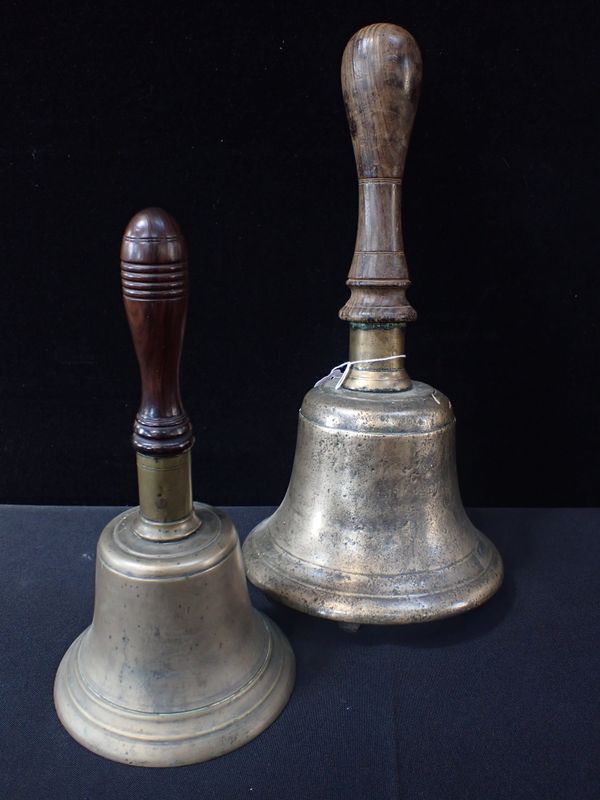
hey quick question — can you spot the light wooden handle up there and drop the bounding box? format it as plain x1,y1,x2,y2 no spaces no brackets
339,23,422,325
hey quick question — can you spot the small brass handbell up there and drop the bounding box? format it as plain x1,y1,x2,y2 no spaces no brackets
54,208,294,766
243,24,503,626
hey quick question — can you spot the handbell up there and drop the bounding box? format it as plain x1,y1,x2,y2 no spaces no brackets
243,24,503,626
54,208,294,766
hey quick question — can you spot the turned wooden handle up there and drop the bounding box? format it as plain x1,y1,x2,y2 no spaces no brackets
120,207,193,455
339,23,422,324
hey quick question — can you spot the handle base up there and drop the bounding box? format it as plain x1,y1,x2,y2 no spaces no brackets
344,325,412,392
134,452,201,541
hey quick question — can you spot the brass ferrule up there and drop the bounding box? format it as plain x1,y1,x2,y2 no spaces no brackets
345,325,412,392
134,451,201,541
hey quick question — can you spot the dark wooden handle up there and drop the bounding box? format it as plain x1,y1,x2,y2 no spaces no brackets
339,23,422,324
120,207,193,455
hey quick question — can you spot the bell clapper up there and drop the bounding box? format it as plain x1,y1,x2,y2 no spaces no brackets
339,622,361,634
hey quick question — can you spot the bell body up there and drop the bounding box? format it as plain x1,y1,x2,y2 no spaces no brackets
55,503,294,766
243,379,502,625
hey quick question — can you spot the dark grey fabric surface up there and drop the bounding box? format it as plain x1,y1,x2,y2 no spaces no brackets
0,506,598,799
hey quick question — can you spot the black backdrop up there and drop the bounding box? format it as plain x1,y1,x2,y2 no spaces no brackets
1,0,598,507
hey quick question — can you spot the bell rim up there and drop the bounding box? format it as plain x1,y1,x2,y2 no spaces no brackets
54,611,295,767
244,524,503,625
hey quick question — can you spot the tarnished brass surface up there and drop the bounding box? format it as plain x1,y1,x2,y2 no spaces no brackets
244,25,503,625
54,209,295,765
55,503,295,767
345,325,411,391
243,380,503,625
134,452,201,541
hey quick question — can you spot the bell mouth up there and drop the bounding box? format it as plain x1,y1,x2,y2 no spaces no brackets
54,613,294,766
244,521,502,625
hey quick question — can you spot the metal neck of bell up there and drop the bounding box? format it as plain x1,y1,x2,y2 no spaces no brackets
134,448,201,542
344,323,412,392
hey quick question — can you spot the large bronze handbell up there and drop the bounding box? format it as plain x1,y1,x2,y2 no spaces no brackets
243,24,503,626
54,208,294,766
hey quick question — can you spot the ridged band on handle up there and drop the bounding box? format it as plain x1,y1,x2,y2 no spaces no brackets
339,23,422,324
120,207,193,455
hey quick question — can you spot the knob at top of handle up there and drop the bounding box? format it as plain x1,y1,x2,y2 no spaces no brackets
121,207,193,456
339,23,422,325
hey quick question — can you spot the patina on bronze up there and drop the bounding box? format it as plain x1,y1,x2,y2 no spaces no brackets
54,208,294,766
243,24,503,626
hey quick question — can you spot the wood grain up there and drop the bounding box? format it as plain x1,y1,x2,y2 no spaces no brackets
120,207,193,455
339,23,422,324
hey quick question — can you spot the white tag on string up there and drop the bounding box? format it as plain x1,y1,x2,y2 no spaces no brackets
314,354,406,391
